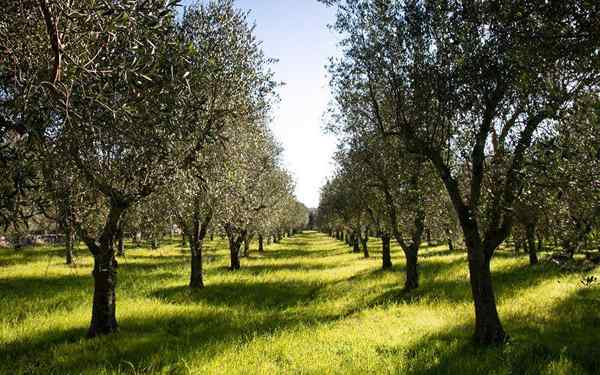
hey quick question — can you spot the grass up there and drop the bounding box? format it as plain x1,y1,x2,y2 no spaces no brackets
0,231,599,374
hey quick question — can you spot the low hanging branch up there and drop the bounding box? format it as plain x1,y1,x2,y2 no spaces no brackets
38,0,62,83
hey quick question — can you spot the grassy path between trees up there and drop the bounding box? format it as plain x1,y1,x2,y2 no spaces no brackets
1,231,599,374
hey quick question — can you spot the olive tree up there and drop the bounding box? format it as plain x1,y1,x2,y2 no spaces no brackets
324,0,600,344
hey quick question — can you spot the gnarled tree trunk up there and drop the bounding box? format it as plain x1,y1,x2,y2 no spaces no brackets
526,223,538,265
225,226,245,271
188,208,212,289
361,234,369,258
352,233,360,253
445,228,454,251
468,241,506,344
405,246,419,290
64,222,74,265
84,202,127,338
116,226,125,257
228,237,241,270
382,232,392,269
258,234,264,253
243,232,253,257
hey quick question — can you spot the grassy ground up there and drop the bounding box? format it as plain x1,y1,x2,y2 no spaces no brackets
0,231,599,374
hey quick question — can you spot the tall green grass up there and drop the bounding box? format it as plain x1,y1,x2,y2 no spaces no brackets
0,232,598,374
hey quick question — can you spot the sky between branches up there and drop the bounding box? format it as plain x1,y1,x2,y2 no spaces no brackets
182,0,338,208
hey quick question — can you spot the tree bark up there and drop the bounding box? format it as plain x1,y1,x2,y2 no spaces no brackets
229,237,241,270
514,237,522,254
445,228,454,251
64,223,74,265
189,238,204,288
390,203,425,291
405,247,418,290
361,235,369,258
116,226,125,257
242,232,252,257
352,233,360,253
89,252,118,337
188,207,211,289
85,202,127,338
258,234,264,253
466,238,506,344
382,232,392,269
526,224,538,265
226,226,245,271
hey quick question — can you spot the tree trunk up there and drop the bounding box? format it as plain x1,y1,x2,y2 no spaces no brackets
382,233,392,269
426,229,432,245
64,223,74,265
405,247,418,291
361,236,369,258
229,237,241,270
86,203,127,338
391,205,425,291
89,253,118,337
243,233,252,257
258,234,264,253
445,228,454,251
181,233,186,247
116,226,125,257
226,227,245,271
526,224,538,265
514,238,522,254
189,237,204,288
352,234,360,253
466,240,506,345
189,209,211,289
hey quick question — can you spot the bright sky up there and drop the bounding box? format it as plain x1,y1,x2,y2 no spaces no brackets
182,0,339,208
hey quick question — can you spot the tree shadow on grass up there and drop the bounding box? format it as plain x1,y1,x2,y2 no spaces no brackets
0,307,323,374
328,256,579,310
261,246,351,259
1,283,351,374
233,261,353,275
419,247,466,258
0,275,92,322
0,246,91,267
152,279,323,310
380,284,600,375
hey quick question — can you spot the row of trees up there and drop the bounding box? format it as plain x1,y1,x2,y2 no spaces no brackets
317,0,600,345
1,0,308,337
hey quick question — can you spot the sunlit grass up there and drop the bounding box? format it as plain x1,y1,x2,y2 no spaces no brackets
0,232,598,374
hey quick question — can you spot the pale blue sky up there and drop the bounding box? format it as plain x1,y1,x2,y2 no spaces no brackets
181,0,338,208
